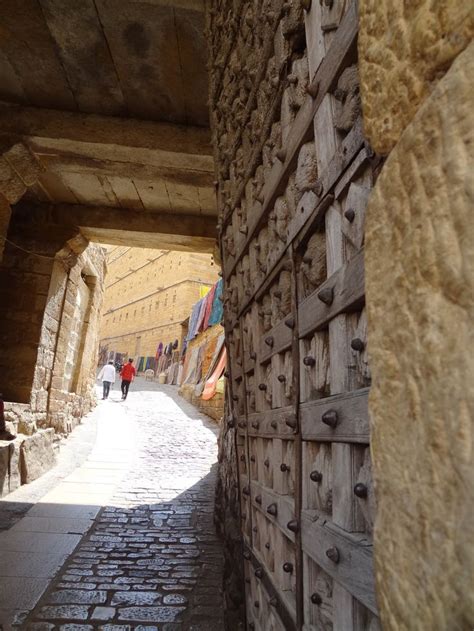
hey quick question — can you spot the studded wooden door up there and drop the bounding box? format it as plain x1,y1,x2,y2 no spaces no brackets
211,0,381,628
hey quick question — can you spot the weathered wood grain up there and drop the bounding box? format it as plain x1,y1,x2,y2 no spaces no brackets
298,248,365,337
300,511,377,614
300,388,370,443
247,407,297,438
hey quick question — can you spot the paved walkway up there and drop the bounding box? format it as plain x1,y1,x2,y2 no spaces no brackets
0,380,224,630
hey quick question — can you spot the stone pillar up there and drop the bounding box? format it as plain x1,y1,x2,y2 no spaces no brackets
0,140,42,263
359,4,474,628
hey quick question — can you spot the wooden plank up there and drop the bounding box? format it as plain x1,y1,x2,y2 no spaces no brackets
39,0,125,115
247,407,297,438
107,177,144,211
37,172,79,204
298,248,365,337
304,0,326,77
332,444,365,532
287,192,333,245
95,0,187,123
0,49,27,104
165,181,201,215
59,172,117,206
322,117,365,198
334,147,369,199
300,388,369,443
300,511,377,614
259,319,293,363
174,8,209,126
341,183,371,251
250,480,296,544
248,548,298,631
36,153,214,189
0,0,76,109
133,179,172,212
314,94,339,174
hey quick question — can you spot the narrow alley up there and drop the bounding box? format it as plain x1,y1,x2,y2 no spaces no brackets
0,379,224,630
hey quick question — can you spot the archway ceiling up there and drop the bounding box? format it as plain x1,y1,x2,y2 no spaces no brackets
0,0,216,232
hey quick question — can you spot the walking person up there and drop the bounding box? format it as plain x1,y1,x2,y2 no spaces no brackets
98,360,116,400
120,358,136,400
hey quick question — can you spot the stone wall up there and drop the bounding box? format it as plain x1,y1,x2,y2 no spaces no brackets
100,247,218,360
359,4,474,629
0,210,106,496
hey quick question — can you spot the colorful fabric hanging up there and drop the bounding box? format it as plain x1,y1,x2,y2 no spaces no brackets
199,285,211,299
187,298,203,341
202,284,216,330
208,278,224,326
202,346,227,400
194,298,208,336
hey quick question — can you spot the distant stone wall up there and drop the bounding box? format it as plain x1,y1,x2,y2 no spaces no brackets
99,248,218,360
359,3,474,628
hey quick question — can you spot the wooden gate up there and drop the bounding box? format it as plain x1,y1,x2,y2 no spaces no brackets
212,1,382,628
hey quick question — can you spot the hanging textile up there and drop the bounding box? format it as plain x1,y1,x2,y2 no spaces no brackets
194,335,224,396
194,298,208,336
187,299,203,341
202,346,227,400
137,357,145,372
202,284,216,331
156,342,163,359
208,278,224,326
181,347,200,385
199,285,211,299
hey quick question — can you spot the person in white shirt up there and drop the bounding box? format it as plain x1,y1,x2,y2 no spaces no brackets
97,361,116,400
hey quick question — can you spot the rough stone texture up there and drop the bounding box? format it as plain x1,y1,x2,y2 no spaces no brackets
0,217,106,497
365,43,474,630
20,429,56,484
359,0,474,154
0,438,22,496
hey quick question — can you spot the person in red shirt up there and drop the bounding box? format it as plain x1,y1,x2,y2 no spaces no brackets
120,359,136,400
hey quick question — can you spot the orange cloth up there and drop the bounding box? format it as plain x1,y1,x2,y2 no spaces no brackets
202,347,226,400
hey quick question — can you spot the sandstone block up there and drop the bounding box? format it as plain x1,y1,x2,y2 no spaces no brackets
0,437,22,496
20,428,57,484
365,44,474,629
359,0,474,154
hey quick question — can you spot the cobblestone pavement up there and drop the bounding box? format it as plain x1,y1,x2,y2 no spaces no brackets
21,382,224,630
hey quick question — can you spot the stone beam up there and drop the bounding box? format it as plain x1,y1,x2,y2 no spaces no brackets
13,202,217,254
139,0,204,8
0,103,212,156
37,154,213,188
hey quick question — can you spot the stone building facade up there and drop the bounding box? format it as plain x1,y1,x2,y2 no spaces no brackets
209,1,473,630
99,246,218,363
